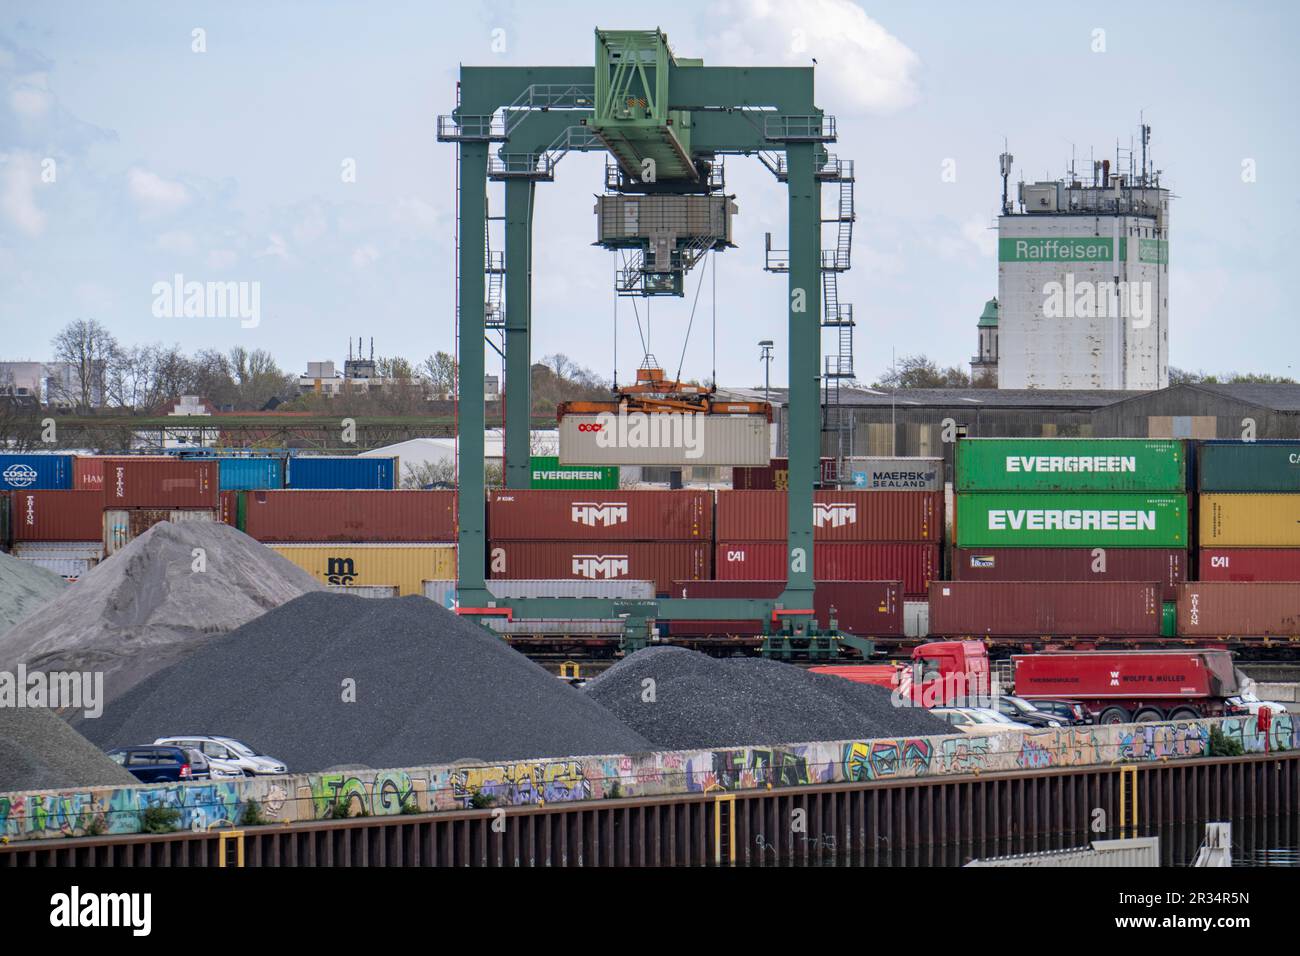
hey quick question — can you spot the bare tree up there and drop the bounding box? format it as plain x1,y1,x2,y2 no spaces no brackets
50,319,118,410
873,354,973,389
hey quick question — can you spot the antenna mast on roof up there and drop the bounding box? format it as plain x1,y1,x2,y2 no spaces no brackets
998,141,1014,215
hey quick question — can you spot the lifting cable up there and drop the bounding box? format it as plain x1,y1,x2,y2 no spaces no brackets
624,257,649,362
672,248,712,386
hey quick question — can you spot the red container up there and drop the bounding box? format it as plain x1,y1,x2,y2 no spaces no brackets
1177,582,1300,636
219,490,238,526
74,455,171,492
669,579,904,637
488,541,710,594
9,490,104,541
487,489,711,541
953,547,1187,602
98,458,218,508
714,541,939,596
929,580,1162,637
716,489,942,541
244,490,456,542
732,457,838,490
1197,549,1300,582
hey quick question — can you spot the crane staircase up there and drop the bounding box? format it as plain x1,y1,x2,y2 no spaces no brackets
764,155,857,468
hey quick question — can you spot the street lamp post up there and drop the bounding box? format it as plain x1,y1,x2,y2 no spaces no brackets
758,339,774,405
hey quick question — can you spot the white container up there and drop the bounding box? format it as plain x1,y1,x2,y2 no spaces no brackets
13,540,105,582
559,413,768,467
488,619,625,635
422,579,458,608
326,584,399,599
842,457,944,492
486,579,656,600
903,600,930,639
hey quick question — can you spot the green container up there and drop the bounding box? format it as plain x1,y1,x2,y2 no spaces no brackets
235,490,247,532
955,493,1188,548
1161,602,1177,637
956,439,1186,492
1197,441,1300,492
529,456,619,490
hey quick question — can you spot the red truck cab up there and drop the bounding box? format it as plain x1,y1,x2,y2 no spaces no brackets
812,640,992,707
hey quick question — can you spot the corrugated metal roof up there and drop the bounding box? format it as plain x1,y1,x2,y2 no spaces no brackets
719,386,1143,408
721,381,1300,412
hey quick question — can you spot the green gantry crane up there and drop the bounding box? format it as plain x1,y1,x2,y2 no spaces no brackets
437,28,867,659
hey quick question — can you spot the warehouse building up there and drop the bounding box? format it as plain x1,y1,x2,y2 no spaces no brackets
720,382,1300,481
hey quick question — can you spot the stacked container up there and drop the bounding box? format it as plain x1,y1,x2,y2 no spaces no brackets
714,485,943,597
285,455,396,489
487,489,711,595
1196,440,1300,581
0,454,76,491
952,438,1189,633
731,457,839,489
8,489,105,579
97,458,220,554
6,456,221,576
214,456,285,491
245,489,457,595
669,579,905,639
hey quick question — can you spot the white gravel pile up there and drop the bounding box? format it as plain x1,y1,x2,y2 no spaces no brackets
0,550,67,638
0,521,322,706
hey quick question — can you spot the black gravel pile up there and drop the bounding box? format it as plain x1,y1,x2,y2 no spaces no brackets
0,708,136,792
79,593,650,772
585,646,954,749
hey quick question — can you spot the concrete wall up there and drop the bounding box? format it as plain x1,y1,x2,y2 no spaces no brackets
1,715,1293,842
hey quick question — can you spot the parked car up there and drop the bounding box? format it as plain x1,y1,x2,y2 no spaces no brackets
1227,691,1290,717
1021,698,1094,725
107,746,197,783
994,694,1063,728
932,707,1034,736
153,735,287,775
183,748,213,780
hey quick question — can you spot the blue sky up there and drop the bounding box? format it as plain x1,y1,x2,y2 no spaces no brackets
2,0,1296,387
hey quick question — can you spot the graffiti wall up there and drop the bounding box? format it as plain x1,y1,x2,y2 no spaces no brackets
1,715,1293,842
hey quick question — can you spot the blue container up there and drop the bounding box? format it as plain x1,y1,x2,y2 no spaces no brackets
0,454,74,490
218,457,285,490
285,456,396,490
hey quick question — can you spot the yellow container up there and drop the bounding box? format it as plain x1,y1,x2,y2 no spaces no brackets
270,543,456,595
1199,494,1300,546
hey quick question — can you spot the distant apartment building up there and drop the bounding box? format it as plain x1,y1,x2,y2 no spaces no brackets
0,360,108,408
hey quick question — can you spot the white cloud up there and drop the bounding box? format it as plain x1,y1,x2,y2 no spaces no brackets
259,233,291,261
1,150,46,236
10,79,53,118
292,202,328,244
962,216,998,256
127,167,190,215
207,249,238,270
351,244,380,269
709,0,920,114
157,230,195,254
393,195,443,236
